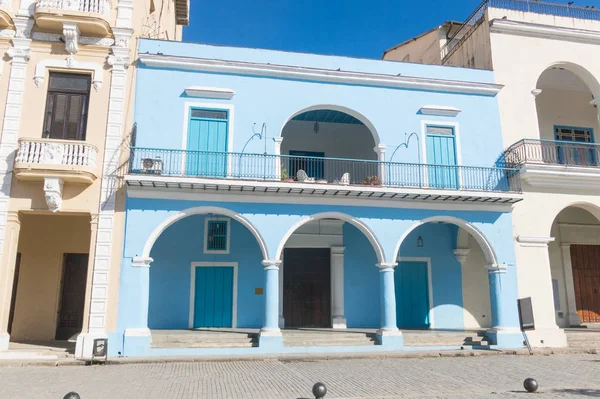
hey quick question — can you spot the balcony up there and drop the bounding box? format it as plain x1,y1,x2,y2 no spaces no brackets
34,0,112,37
503,139,600,189
126,147,522,204
0,0,13,29
14,138,99,184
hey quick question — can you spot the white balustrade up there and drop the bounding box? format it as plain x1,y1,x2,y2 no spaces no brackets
36,0,110,15
16,138,98,169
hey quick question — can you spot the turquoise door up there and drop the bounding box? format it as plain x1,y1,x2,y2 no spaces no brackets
426,126,459,189
395,261,430,329
193,266,234,328
186,109,228,177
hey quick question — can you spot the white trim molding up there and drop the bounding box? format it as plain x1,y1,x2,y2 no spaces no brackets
491,18,600,45
189,262,238,329
132,257,153,267
517,236,555,248
397,257,435,328
203,216,231,255
31,32,115,46
419,105,462,117
520,163,600,191
34,58,103,90
184,86,235,99
138,54,504,96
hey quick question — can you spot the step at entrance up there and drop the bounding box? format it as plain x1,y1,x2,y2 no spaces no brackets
403,330,489,347
566,330,600,349
282,330,377,347
151,329,259,348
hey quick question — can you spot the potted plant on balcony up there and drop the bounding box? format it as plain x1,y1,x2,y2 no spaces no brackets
362,175,380,186
281,165,294,182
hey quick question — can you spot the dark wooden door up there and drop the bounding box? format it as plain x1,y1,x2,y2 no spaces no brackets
55,254,89,340
571,245,600,323
7,253,21,335
283,248,331,328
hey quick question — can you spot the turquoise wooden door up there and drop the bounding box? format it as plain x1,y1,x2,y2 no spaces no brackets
395,261,430,329
193,266,234,328
426,126,459,189
186,109,228,177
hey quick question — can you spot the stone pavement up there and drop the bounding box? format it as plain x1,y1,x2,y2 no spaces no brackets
0,354,599,398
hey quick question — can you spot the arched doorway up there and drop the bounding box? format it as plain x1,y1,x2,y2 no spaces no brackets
279,107,380,185
276,213,384,329
145,209,267,330
548,204,600,327
535,64,600,164
393,218,495,331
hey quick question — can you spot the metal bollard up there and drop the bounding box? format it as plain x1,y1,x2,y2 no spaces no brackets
312,382,327,398
63,392,81,399
523,378,539,393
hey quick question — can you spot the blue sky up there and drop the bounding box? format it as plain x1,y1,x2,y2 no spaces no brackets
183,0,600,59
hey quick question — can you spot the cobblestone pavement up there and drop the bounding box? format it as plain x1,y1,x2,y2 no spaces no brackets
1,354,599,398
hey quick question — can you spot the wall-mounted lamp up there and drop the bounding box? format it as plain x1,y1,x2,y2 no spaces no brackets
417,235,424,248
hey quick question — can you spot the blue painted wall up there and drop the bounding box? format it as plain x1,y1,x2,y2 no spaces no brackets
148,215,264,329
343,223,380,328
134,40,504,167
399,223,465,330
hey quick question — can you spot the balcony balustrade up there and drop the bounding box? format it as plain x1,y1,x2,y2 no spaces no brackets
14,138,99,184
35,0,112,37
128,147,522,194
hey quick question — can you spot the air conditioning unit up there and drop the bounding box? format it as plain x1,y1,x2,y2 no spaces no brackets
141,157,163,175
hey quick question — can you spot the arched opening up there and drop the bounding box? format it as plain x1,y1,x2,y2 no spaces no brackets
548,203,600,327
146,209,267,333
279,106,380,185
535,64,600,166
276,213,383,330
393,218,495,331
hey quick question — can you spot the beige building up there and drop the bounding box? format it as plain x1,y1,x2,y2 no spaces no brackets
385,0,600,348
0,0,188,358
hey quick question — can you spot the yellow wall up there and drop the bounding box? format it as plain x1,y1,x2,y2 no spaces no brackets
11,213,91,341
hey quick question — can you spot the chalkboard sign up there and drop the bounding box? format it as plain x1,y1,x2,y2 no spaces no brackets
518,297,535,331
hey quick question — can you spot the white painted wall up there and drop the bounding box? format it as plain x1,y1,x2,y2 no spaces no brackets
462,234,492,329
536,89,597,141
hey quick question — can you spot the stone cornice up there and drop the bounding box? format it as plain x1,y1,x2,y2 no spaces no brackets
490,18,600,45
138,53,504,96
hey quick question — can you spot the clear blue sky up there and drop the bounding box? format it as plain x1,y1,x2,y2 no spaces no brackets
183,0,600,59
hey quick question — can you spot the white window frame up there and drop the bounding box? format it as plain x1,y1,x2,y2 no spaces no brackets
397,257,435,329
189,262,238,329
420,120,462,189
204,217,231,254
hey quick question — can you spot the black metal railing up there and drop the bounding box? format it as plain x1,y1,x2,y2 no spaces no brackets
504,139,600,168
129,147,522,193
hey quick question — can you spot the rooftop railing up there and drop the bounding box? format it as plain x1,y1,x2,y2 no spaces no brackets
441,0,600,62
503,138,600,168
129,147,522,194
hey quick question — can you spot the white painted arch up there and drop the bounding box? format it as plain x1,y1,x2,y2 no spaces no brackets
393,216,498,267
141,206,269,260
546,201,600,237
275,212,385,264
536,61,600,99
279,104,381,146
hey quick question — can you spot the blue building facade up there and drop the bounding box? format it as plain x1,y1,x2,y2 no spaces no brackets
112,39,524,357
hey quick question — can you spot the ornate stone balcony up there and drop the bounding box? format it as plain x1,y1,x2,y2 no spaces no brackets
0,0,14,29
34,0,112,37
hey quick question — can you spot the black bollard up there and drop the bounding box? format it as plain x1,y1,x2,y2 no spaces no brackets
63,392,81,399
523,378,539,393
312,382,327,398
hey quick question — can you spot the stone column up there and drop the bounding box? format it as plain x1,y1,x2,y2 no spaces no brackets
331,246,346,328
485,263,524,347
560,244,581,327
260,260,283,349
376,262,403,348
0,212,21,351
374,144,386,185
274,137,284,181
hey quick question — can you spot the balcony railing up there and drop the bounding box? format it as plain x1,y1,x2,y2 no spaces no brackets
441,0,600,62
129,147,522,194
36,0,110,15
504,139,600,168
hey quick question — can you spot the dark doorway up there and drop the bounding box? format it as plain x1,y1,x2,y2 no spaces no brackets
571,245,600,323
283,248,331,328
8,253,21,335
55,254,89,341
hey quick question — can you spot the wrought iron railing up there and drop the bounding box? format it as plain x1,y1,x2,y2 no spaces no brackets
504,139,600,168
129,147,522,193
441,0,600,62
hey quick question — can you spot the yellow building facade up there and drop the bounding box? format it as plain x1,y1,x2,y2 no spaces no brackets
0,0,187,358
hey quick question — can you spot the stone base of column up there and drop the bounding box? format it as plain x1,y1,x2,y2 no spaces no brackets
0,332,9,351
485,327,524,348
568,312,582,327
278,315,285,329
259,328,283,350
375,328,403,349
521,327,568,348
75,331,108,359
332,316,347,329
123,328,152,357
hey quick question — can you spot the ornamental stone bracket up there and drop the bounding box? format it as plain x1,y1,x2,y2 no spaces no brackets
62,22,80,67
44,177,63,212
453,248,470,265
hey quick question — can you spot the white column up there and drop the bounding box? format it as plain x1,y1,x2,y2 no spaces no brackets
278,260,284,328
331,246,346,328
274,137,284,181
0,212,21,351
560,244,581,327
374,144,386,185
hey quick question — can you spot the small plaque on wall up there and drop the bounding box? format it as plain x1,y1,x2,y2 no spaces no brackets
255,288,264,295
